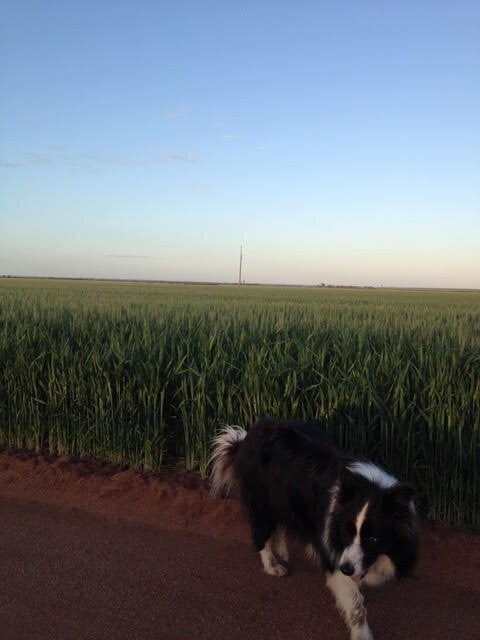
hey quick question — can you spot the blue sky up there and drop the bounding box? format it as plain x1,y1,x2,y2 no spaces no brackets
1,1,479,287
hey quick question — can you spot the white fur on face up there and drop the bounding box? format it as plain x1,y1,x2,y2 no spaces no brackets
339,501,370,577
362,554,396,587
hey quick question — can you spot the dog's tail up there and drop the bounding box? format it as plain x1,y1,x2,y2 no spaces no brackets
209,425,247,496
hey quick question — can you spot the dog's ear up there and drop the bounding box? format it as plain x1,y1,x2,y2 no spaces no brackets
383,483,417,539
384,483,415,507
383,484,418,572
338,467,358,503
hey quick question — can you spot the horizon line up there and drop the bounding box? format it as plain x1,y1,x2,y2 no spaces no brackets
1,274,479,293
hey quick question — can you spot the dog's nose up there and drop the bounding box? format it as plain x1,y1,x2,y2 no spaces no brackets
339,562,355,576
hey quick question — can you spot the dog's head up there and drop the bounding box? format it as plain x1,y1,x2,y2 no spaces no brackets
328,469,417,584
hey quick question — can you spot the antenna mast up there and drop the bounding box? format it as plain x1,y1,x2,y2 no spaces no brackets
238,245,243,284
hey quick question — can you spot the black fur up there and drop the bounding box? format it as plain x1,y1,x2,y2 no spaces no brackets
211,418,418,639
217,418,417,579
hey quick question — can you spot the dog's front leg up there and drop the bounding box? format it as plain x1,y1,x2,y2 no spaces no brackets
326,570,373,640
259,534,288,576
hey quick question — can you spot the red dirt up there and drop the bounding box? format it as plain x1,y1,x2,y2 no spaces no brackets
0,450,479,640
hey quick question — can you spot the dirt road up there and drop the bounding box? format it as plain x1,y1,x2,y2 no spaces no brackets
0,451,478,640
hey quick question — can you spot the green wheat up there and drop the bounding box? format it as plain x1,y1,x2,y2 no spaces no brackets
0,278,479,526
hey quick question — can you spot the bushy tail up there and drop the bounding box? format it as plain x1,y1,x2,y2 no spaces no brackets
209,425,247,496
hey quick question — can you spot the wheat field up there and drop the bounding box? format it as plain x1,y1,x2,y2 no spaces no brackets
1,278,479,526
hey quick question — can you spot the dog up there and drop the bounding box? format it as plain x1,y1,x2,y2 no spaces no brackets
210,418,418,640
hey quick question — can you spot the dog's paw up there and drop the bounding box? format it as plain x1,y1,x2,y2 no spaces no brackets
350,624,374,640
264,562,288,577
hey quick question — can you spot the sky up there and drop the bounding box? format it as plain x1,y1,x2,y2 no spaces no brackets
1,1,479,288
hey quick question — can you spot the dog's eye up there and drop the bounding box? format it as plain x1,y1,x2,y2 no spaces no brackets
367,536,378,544
345,522,356,536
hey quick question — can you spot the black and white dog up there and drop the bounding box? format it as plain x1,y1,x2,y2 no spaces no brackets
210,418,417,640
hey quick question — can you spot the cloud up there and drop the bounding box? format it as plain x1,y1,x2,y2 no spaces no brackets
1,147,197,170
25,152,54,165
78,151,197,166
0,161,23,168
107,254,153,259
138,153,196,165
164,103,188,119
